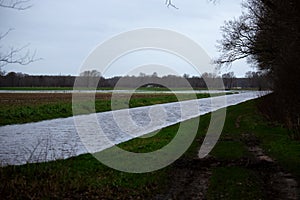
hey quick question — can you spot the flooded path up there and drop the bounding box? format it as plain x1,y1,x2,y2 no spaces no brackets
0,91,268,166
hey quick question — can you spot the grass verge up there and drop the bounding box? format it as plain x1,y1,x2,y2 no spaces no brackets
206,99,300,199
207,167,264,200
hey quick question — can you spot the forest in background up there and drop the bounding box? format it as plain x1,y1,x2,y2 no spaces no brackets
0,70,270,90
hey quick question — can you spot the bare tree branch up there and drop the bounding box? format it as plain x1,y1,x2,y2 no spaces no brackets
165,0,178,9
0,28,14,41
0,44,41,67
215,54,249,66
164,0,218,9
0,0,32,10
0,0,40,72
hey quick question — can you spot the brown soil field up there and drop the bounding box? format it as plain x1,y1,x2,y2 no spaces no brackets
0,93,175,106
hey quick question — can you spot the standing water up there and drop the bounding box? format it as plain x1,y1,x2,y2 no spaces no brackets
0,91,269,166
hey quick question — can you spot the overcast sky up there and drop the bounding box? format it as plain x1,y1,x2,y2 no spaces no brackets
0,0,254,77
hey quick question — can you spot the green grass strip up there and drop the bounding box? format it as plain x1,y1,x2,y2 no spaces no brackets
1,97,299,199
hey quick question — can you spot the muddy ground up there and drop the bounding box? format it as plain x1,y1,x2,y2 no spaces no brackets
0,93,174,105
155,134,299,200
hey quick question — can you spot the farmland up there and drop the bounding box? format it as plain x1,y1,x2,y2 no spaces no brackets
0,91,232,126
0,98,299,199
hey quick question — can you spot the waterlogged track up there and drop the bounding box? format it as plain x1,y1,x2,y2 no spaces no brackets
0,91,268,166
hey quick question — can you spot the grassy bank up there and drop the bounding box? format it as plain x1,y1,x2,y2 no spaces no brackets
1,97,299,199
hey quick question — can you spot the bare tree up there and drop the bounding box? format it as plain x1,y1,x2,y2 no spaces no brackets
80,70,102,77
183,73,190,79
139,72,146,77
0,30,38,67
152,72,158,77
217,0,300,137
222,72,236,89
215,14,257,67
0,0,37,74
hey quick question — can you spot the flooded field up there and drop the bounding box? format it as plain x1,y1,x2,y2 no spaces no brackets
0,89,236,94
0,91,269,166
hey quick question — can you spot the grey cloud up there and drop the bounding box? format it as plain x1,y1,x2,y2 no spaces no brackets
0,0,250,77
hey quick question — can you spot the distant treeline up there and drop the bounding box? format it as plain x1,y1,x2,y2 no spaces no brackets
0,71,271,89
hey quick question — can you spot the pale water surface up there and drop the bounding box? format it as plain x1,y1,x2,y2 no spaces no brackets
0,91,269,166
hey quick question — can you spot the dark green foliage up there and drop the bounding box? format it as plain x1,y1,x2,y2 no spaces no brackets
217,0,300,136
207,167,264,200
